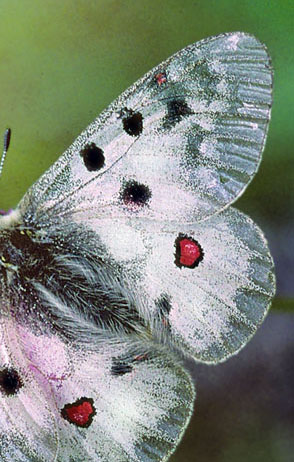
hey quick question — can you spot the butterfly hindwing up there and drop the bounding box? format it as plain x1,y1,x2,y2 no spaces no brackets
54,341,194,462
0,314,194,462
80,207,275,363
22,32,272,226
142,208,275,362
0,316,58,461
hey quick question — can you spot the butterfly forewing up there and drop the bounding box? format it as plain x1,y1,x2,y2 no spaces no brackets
22,32,272,226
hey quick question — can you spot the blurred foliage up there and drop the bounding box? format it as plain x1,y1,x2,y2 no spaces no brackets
271,297,294,313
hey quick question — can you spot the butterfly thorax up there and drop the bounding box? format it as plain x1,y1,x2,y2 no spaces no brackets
0,222,53,286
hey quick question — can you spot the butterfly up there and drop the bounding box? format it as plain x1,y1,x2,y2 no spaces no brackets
0,32,275,462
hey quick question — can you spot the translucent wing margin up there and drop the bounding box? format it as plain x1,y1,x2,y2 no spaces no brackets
22,32,272,225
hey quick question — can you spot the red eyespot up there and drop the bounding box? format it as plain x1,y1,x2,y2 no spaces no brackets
174,234,204,269
61,397,96,428
155,72,167,86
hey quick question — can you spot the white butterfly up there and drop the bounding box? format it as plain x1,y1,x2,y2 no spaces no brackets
0,32,275,462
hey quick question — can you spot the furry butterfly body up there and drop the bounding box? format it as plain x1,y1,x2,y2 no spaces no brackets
0,33,275,461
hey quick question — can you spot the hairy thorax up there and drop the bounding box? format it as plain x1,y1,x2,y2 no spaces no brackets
0,211,53,288
0,209,146,341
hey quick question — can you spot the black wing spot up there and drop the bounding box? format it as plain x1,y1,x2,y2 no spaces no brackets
164,99,193,129
122,110,143,137
120,180,151,207
80,143,105,172
111,359,133,376
0,367,23,396
111,351,149,377
155,293,172,330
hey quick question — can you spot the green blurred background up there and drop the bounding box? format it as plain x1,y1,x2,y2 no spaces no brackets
0,1,293,461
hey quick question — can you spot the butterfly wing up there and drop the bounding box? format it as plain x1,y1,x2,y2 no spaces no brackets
78,207,275,363
16,32,273,361
22,32,272,225
52,340,194,462
0,314,194,462
0,316,58,461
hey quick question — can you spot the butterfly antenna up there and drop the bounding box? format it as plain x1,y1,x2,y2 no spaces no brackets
0,128,11,178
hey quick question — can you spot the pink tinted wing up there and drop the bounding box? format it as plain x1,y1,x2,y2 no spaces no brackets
52,339,194,462
0,317,58,461
0,313,194,462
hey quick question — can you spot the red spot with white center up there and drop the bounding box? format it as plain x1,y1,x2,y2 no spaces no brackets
155,71,167,86
175,234,204,269
61,397,96,428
